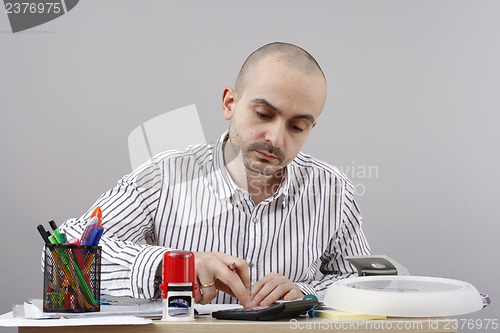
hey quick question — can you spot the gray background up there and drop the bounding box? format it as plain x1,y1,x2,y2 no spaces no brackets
1,1,499,332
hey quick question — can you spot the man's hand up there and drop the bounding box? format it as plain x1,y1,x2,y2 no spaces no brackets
193,252,252,308
249,272,304,307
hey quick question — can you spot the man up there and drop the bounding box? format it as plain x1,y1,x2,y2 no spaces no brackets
60,42,370,308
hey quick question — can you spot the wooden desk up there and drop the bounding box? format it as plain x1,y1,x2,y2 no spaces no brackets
19,316,457,333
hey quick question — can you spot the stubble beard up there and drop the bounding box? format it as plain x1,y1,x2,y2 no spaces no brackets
229,128,286,177
242,141,288,177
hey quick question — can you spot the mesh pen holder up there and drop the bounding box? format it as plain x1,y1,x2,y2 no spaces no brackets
43,244,101,312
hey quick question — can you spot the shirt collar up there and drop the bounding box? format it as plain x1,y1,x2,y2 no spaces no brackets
212,131,238,200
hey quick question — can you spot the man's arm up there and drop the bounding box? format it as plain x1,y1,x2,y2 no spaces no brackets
58,156,253,304
59,159,168,299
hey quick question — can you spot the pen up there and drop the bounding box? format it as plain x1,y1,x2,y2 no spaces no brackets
37,224,51,245
49,220,64,244
100,299,117,305
81,216,99,246
91,206,102,228
84,226,103,256
229,261,238,273
69,238,92,290
92,227,104,246
60,232,68,244
84,227,103,270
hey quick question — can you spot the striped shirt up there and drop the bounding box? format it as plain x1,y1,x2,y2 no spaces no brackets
60,132,370,302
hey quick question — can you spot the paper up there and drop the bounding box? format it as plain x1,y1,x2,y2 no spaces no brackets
194,303,243,314
1,298,244,327
12,302,54,319
0,312,152,327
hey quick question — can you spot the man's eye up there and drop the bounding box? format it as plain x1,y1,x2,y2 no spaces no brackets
256,112,271,119
289,121,305,132
290,124,304,132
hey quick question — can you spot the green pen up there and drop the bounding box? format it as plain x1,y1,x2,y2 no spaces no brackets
49,220,64,244
48,235,68,264
64,248,96,306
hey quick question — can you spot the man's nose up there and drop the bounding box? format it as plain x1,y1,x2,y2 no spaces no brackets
265,121,285,148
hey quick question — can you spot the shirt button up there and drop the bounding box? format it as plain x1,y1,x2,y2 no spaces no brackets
249,262,254,268
252,217,258,224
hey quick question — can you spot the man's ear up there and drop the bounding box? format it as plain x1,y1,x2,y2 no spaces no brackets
222,87,237,120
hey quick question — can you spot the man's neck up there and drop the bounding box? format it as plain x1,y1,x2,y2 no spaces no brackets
223,141,284,205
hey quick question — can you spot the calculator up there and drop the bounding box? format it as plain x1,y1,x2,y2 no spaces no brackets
212,299,318,321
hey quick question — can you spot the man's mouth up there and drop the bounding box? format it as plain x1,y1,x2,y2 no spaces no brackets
255,150,277,160
247,142,285,163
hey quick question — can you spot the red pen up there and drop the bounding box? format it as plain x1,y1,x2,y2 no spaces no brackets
69,238,92,291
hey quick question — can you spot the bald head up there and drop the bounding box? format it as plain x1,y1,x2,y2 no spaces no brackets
235,42,326,96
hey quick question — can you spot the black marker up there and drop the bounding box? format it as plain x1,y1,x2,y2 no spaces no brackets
37,224,51,245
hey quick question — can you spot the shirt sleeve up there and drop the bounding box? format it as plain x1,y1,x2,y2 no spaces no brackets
59,158,171,299
296,179,371,300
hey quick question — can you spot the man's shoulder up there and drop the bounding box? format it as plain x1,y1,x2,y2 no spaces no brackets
126,144,214,180
291,151,352,185
151,143,214,166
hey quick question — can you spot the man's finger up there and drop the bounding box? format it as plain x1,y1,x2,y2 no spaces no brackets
249,273,274,299
250,273,304,307
250,277,279,307
215,280,237,298
214,253,251,290
194,278,203,303
283,289,303,301
214,267,252,308
193,252,251,307
194,254,218,304
198,281,217,304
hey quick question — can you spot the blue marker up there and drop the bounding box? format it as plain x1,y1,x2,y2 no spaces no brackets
81,216,99,246
84,227,104,256
92,227,104,246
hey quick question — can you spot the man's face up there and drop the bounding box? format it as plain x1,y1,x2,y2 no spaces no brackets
224,56,327,176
